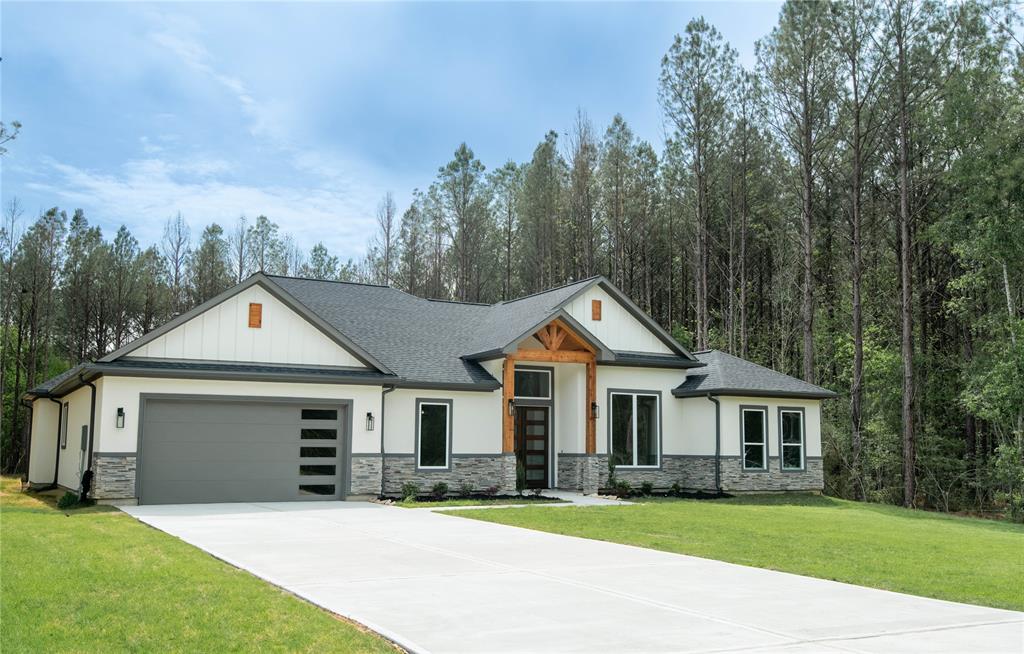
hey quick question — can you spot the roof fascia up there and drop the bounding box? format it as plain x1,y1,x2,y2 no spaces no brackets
671,387,838,400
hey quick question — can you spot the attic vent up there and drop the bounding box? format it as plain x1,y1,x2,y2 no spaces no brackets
248,303,263,328
592,299,602,321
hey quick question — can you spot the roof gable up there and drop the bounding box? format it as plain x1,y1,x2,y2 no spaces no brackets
672,350,837,399
100,274,392,373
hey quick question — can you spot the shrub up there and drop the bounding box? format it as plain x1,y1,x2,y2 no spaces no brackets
531,487,544,497
613,479,632,498
515,459,526,495
640,481,653,496
57,491,79,509
607,458,617,487
431,482,449,500
483,485,499,497
670,481,682,496
458,481,473,497
400,482,420,502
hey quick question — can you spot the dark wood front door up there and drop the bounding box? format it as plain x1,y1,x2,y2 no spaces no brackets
515,406,549,489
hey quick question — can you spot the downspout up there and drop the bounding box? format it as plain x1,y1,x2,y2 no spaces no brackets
379,385,396,498
706,393,721,493
79,374,97,500
20,399,33,485
47,397,63,490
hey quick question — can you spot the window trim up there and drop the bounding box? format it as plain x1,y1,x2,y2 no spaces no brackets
513,367,552,401
607,389,662,469
777,407,806,472
60,402,69,450
415,398,453,471
740,405,768,471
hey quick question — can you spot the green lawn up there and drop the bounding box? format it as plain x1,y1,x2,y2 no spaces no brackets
0,477,394,653
396,496,566,508
457,493,1024,611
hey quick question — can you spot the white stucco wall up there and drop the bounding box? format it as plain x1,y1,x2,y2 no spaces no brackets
56,383,97,490
127,284,367,368
381,388,502,456
551,362,586,455
594,366,691,456
717,396,822,459
28,399,60,484
564,285,673,355
95,376,384,455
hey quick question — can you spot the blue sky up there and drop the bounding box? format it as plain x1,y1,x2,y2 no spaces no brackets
2,1,782,261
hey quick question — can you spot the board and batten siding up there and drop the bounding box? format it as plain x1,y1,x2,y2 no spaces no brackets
126,285,368,368
564,285,673,355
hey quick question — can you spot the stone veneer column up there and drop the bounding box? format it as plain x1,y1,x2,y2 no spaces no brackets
498,453,518,494
91,454,137,502
581,454,602,495
349,455,383,496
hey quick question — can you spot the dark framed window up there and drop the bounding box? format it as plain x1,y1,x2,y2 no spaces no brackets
741,407,767,470
300,428,337,440
300,446,336,458
514,369,551,400
300,465,336,476
610,392,659,468
299,484,335,496
60,402,69,449
417,400,450,469
779,409,805,470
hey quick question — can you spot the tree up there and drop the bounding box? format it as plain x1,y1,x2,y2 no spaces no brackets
305,242,339,280
161,213,190,315
228,215,251,283
189,224,232,304
396,192,429,296
438,144,493,301
372,192,398,286
488,163,523,300
566,109,599,280
520,131,566,293
660,17,738,350
758,0,840,382
246,215,282,274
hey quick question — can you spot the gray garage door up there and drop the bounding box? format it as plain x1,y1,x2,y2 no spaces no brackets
138,397,348,505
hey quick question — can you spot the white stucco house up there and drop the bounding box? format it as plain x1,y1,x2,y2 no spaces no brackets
24,273,836,504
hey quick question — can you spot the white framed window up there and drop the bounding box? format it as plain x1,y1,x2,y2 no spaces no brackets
60,402,69,450
610,392,659,468
514,368,551,400
779,408,805,470
416,399,451,469
741,406,767,470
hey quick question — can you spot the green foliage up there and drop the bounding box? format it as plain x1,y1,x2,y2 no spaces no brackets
56,491,79,510
515,459,526,495
640,481,654,496
458,480,473,497
430,482,449,500
400,482,420,502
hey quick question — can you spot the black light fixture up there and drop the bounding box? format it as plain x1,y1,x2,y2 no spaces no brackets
591,402,599,419
116,407,125,429
365,411,375,431
507,399,515,416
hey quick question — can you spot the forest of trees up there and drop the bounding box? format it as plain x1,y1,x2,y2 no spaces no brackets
2,1,1022,518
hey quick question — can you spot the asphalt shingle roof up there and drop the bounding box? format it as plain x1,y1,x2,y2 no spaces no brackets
672,350,837,399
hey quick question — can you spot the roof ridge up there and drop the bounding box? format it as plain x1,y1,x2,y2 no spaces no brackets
264,273,390,289
499,275,601,306
426,298,491,306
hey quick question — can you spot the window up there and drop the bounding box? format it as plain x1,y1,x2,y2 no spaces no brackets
610,392,659,467
301,408,337,421
300,428,337,440
779,409,805,470
60,402,69,449
417,401,450,469
299,484,335,496
300,447,336,458
300,465,336,476
514,369,550,399
741,407,767,470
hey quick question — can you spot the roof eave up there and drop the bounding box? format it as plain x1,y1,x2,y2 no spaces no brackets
671,387,839,400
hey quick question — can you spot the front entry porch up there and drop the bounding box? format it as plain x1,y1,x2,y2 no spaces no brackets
501,316,604,494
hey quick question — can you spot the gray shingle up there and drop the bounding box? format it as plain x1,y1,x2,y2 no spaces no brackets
672,350,837,399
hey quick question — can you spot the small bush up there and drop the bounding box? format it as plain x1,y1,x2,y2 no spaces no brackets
458,481,473,497
670,481,682,496
515,459,526,495
612,479,632,498
57,491,79,509
640,481,654,496
400,482,420,502
431,482,449,500
531,487,544,497
483,485,499,497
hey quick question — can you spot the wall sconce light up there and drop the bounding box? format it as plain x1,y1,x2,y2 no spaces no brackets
365,412,375,431
507,399,515,416
116,407,125,429
591,402,599,419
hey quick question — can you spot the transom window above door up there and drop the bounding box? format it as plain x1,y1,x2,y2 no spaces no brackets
610,392,660,468
514,368,551,399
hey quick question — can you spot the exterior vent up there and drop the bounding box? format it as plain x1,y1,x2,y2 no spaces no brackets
248,303,263,328
592,299,602,321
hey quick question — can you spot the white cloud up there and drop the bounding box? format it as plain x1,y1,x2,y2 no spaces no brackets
28,157,379,261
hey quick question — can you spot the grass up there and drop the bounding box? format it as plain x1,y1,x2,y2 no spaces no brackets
0,477,395,653
457,493,1024,611
395,496,564,508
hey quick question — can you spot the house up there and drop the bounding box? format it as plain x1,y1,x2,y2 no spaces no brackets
23,273,836,504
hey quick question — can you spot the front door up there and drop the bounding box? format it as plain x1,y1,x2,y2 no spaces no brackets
515,406,549,489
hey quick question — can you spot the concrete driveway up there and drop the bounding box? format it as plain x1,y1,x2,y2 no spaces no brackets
123,502,1023,654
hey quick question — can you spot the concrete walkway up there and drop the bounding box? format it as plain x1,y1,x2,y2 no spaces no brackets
123,502,1023,654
